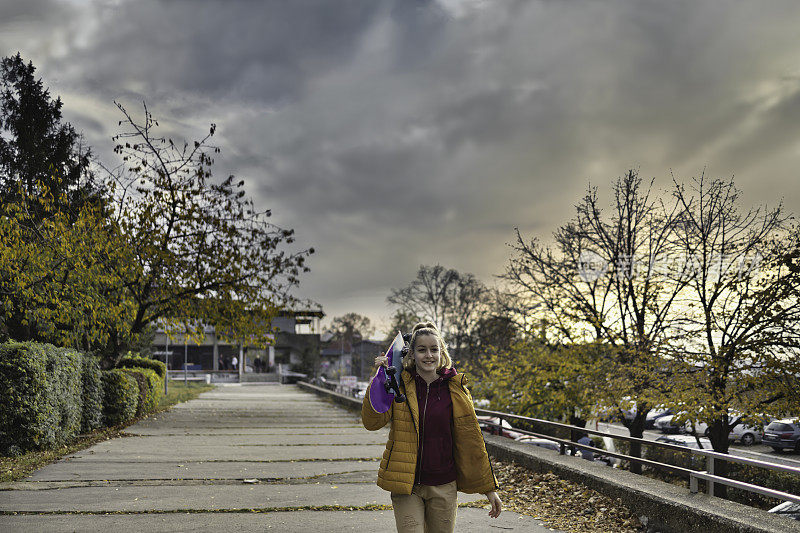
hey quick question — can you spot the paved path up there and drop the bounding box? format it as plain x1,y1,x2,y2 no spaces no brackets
0,384,557,532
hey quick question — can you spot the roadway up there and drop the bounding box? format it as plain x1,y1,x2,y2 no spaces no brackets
594,421,800,469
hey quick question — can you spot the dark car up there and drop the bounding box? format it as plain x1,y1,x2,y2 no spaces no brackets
762,419,800,452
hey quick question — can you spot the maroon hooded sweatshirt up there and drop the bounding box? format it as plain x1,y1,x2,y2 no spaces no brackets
412,366,458,486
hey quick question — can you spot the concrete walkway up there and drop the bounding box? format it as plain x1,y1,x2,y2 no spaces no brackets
0,384,558,532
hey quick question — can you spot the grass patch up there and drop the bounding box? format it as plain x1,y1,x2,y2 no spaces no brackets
160,380,216,410
0,381,215,483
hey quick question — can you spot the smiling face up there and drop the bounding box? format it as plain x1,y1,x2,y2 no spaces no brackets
412,334,441,374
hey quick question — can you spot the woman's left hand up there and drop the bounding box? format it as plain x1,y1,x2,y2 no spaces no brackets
485,490,502,518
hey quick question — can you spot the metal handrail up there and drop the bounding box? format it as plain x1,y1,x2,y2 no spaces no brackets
315,378,363,398
302,379,800,505
166,369,238,373
474,408,800,505
475,408,800,477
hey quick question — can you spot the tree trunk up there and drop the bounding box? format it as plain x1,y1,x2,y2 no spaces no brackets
569,413,587,442
707,420,730,499
627,412,647,474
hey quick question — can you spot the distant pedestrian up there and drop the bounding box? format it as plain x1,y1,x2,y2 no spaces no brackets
577,434,594,461
231,355,238,370
362,322,501,532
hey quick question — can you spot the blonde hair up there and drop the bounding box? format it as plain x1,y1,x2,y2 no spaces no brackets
402,321,452,371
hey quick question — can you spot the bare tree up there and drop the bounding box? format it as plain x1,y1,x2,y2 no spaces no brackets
504,170,690,472
669,175,800,473
387,265,490,364
99,102,313,361
445,272,490,363
387,265,458,332
383,309,422,343
327,313,374,345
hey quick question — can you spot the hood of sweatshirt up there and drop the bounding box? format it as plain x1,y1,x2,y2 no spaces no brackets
437,366,457,380
407,366,457,382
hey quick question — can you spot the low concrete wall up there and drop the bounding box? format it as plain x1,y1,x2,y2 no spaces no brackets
297,382,798,533
487,437,797,533
299,381,362,410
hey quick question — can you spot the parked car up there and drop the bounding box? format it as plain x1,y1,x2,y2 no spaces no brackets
768,501,800,521
654,414,683,434
473,398,490,408
655,435,713,449
514,435,561,452
615,404,671,427
644,408,673,429
477,416,523,439
727,423,763,446
762,419,800,452
658,416,763,445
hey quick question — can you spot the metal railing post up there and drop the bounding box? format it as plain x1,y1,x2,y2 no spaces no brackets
707,456,715,497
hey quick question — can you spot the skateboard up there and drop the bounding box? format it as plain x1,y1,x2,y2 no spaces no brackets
368,332,407,413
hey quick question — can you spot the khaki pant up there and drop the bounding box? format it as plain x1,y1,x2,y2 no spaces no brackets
390,481,457,533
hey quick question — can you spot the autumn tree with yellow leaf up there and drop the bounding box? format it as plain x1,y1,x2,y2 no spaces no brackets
1,55,313,364
98,102,313,361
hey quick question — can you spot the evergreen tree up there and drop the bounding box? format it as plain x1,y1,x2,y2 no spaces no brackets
0,53,98,212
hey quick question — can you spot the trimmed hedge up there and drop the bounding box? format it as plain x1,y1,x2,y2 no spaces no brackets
101,369,138,426
0,342,49,455
117,355,165,415
80,355,103,433
728,462,800,509
121,369,148,416
0,342,82,455
118,354,166,379
43,344,83,447
0,343,164,456
134,367,163,413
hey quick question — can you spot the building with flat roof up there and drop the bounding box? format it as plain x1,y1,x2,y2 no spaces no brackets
152,309,323,375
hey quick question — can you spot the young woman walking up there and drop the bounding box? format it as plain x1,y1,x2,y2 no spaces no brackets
361,322,502,532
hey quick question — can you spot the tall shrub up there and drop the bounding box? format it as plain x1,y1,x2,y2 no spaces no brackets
80,355,103,433
0,342,49,454
121,369,148,416
135,367,163,413
118,354,166,378
101,369,138,426
42,344,82,445
118,354,164,414
0,342,82,454
117,354,167,378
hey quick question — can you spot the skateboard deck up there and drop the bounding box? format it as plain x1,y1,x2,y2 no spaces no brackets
368,332,405,413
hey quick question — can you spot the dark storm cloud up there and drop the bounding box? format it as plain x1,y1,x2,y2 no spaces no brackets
64,0,384,104
0,0,73,60
6,0,800,330
0,0,65,24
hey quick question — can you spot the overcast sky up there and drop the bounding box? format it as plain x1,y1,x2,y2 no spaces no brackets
3,0,800,336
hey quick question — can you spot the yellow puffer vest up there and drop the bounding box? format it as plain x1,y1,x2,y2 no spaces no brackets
361,369,498,495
